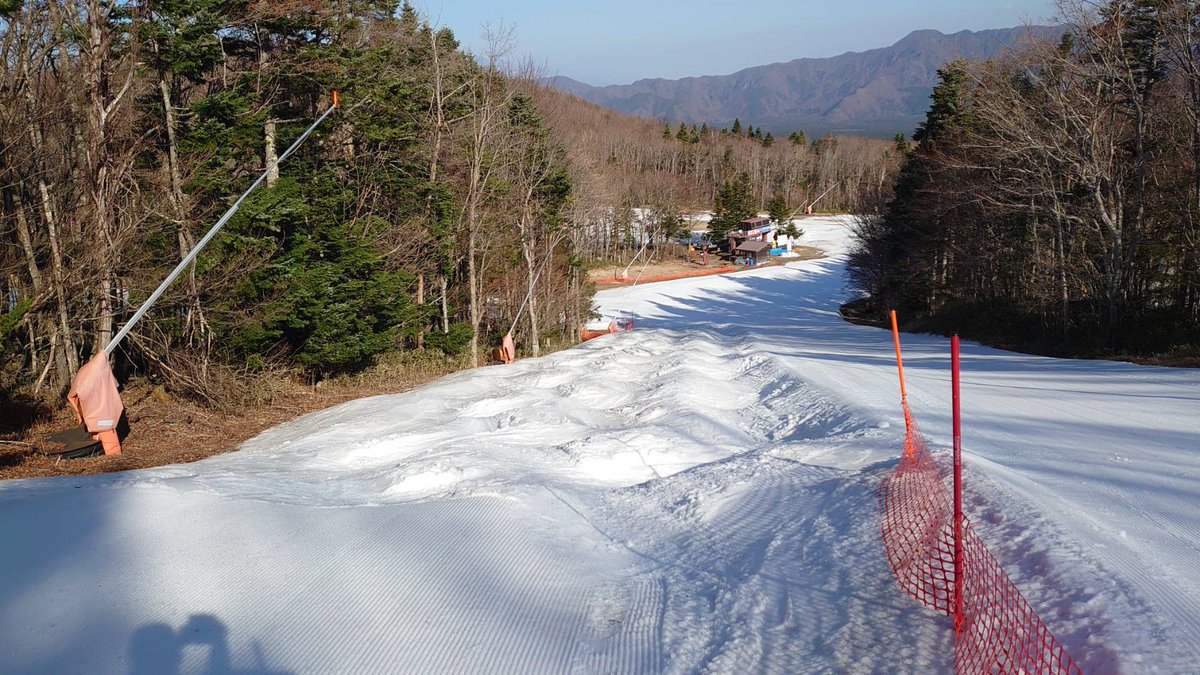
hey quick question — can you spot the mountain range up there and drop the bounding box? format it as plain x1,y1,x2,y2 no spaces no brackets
548,26,1063,139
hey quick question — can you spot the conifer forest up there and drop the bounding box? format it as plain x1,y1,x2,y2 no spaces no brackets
0,1,896,407
851,0,1200,360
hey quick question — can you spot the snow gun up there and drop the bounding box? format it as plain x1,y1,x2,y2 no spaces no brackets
41,93,341,460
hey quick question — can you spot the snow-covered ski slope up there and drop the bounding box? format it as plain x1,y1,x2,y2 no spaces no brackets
3,217,1199,674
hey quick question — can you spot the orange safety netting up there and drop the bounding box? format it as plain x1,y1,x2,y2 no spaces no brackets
879,403,1082,674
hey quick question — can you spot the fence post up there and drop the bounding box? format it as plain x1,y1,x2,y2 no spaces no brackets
889,310,908,402
889,310,914,459
951,334,964,632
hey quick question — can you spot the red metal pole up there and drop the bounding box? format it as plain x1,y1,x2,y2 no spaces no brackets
951,334,964,632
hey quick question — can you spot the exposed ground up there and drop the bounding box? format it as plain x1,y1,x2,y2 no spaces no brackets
587,246,822,285
0,355,471,481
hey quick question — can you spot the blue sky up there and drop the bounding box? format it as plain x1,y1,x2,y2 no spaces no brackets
416,1,1059,85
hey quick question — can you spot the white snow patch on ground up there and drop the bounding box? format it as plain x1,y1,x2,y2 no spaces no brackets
2,216,1198,673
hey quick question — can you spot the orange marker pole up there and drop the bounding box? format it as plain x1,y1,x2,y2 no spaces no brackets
889,309,908,402
332,90,340,108
890,309,916,459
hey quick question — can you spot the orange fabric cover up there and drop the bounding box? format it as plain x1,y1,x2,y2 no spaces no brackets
68,352,124,443
501,334,516,364
94,430,121,456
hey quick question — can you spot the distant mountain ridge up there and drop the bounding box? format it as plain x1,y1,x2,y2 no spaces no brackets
548,26,1063,138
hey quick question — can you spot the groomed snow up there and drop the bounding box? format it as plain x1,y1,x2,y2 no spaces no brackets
3,217,1198,673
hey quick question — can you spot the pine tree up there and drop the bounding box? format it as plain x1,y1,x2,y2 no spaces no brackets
762,132,774,147
676,122,689,141
663,122,671,139
789,130,807,146
853,63,977,315
731,118,742,135
768,192,788,226
913,60,975,147
709,172,756,240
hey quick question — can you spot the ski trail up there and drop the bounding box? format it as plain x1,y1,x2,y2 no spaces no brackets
3,217,1198,672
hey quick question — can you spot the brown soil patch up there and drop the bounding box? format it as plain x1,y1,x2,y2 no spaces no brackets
588,258,727,282
0,354,472,481
589,246,823,286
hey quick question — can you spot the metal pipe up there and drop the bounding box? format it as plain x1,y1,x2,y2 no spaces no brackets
105,97,339,356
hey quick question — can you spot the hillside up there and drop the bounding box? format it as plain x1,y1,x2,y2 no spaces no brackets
529,83,896,219
548,26,1063,138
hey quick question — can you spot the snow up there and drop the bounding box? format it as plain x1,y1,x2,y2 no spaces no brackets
4,216,1200,673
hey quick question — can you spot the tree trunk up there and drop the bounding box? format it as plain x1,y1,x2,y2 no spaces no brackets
264,117,279,187
440,275,449,334
1055,212,1069,341
83,0,132,353
468,225,480,365
7,183,43,293
416,272,425,350
522,233,541,358
259,33,278,188
42,180,79,377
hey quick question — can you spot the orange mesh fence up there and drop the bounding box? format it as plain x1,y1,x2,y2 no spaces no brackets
879,401,1083,674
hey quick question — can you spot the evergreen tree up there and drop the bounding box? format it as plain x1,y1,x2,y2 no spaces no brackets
700,122,709,136
788,130,807,146
762,132,774,147
731,117,742,135
913,60,975,147
676,122,689,141
662,122,671,139
768,191,789,227
709,172,756,240
852,62,977,315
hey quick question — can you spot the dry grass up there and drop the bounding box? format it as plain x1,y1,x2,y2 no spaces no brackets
588,246,823,284
0,351,473,481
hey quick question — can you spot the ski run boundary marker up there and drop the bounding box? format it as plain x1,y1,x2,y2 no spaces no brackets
880,312,1082,674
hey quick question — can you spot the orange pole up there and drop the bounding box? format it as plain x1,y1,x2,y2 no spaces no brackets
890,309,916,460
332,90,340,108
889,310,908,402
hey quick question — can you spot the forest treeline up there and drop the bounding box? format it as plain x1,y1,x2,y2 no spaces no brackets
0,0,596,406
0,0,901,411
851,1,1200,360
532,85,897,261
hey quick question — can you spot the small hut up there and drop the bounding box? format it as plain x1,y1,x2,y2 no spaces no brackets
734,240,771,265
